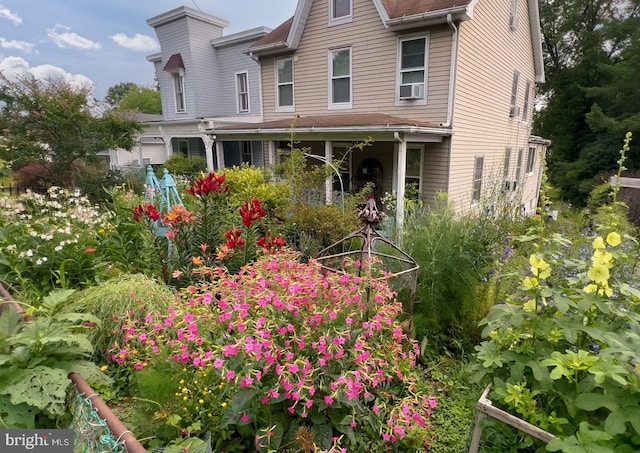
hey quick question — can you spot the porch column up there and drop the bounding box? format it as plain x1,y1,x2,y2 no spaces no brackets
215,141,225,170
325,141,333,206
392,143,399,196
268,141,276,167
201,134,215,171
396,138,407,232
159,126,171,161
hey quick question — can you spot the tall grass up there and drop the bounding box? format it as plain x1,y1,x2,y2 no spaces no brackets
61,273,175,360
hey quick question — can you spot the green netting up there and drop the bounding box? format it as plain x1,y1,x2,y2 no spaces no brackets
71,392,127,453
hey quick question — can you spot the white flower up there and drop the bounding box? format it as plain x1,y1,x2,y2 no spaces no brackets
54,245,63,252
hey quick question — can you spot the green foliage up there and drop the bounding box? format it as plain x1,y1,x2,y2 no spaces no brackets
474,145,640,452
0,290,110,428
222,165,291,214
404,194,511,352
118,85,161,114
536,0,640,204
60,273,174,361
161,154,208,179
0,73,142,187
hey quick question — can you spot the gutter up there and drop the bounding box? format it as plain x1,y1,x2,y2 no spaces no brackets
215,125,453,136
443,14,459,128
385,5,470,27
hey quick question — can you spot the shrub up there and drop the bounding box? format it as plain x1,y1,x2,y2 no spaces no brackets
221,164,291,215
112,252,437,452
161,154,207,179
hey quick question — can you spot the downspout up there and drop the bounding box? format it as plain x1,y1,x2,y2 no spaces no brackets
443,13,459,128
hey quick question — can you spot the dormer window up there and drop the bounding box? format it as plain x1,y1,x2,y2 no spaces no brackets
163,53,186,114
329,0,352,26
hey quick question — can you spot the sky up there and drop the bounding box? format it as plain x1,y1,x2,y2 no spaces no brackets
0,0,298,100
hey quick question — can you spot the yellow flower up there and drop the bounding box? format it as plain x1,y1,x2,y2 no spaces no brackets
100,365,108,372
588,263,610,284
606,232,621,247
529,254,551,279
523,277,539,290
592,236,606,250
221,402,227,408
592,250,614,269
584,284,598,294
523,299,540,313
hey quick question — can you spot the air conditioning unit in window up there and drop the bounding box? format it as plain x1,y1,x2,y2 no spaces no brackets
399,83,425,100
509,105,521,118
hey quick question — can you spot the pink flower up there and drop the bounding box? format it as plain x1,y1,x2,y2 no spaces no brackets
241,377,254,388
241,414,250,423
214,358,224,369
324,395,334,405
226,370,236,381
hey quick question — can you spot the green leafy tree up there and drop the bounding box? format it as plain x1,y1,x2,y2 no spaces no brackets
119,86,161,114
535,0,640,203
0,73,142,186
105,81,138,107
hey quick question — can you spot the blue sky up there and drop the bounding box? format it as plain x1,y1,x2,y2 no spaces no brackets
0,0,298,100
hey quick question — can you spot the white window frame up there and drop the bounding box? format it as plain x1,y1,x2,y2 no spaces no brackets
172,71,186,113
472,155,484,203
396,34,429,106
509,72,520,118
329,0,352,26
525,146,536,175
522,80,532,122
235,71,250,114
328,47,352,110
405,145,425,196
275,58,295,112
510,0,520,31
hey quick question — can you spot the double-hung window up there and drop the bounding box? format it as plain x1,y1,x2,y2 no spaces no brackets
472,156,484,203
509,72,520,118
329,0,352,25
514,148,523,190
503,148,512,191
236,72,250,113
276,58,294,111
329,47,352,108
398,36,427,102
522,81,532,122
172,72,185,113
525,146,536,174
405,146,424,198
510,0,520,31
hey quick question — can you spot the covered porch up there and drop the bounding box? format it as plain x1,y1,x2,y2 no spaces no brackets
214,113,452,230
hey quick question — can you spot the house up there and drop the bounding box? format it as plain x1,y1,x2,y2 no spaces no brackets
132,6,272,170
210,0,550,228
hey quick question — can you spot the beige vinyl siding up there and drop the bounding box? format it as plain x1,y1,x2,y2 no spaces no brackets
422,139,450,207
448,0,538,211
260,0,452,123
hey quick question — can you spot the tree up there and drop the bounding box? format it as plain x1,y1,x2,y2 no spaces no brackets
0,73,142,186
106,82,161,114
119,85,162,114
535,0,640,203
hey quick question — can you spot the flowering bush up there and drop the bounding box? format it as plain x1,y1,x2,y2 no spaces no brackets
0,187,113,303
474,135,640,451
112,252,437,452
132,171,287,286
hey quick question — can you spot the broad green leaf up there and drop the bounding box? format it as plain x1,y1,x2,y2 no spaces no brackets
575,393,619,412
231,388,260,414
0,394,35,429
2,366,69,416
604,407,640,436
0,307,23,341
311,423,333,450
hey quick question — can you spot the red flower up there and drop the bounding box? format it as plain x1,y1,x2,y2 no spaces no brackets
239,198,267,227
224,229,246,249
257,232,286,252
187,172,229,197
145,204,162,222
85,248,97,254
133,205,144,222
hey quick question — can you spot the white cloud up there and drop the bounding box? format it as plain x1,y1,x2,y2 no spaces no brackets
47,24,101,51
110,33,160,52
0,37,35,53
0,5,21,25
0,56,94,92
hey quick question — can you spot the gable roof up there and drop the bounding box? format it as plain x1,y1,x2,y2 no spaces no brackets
250,0,476,54
249,0,544,82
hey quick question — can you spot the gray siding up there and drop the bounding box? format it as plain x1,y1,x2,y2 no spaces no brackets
215,42,262,116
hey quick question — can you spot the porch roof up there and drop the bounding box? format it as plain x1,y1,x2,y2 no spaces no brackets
214,113,451,141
